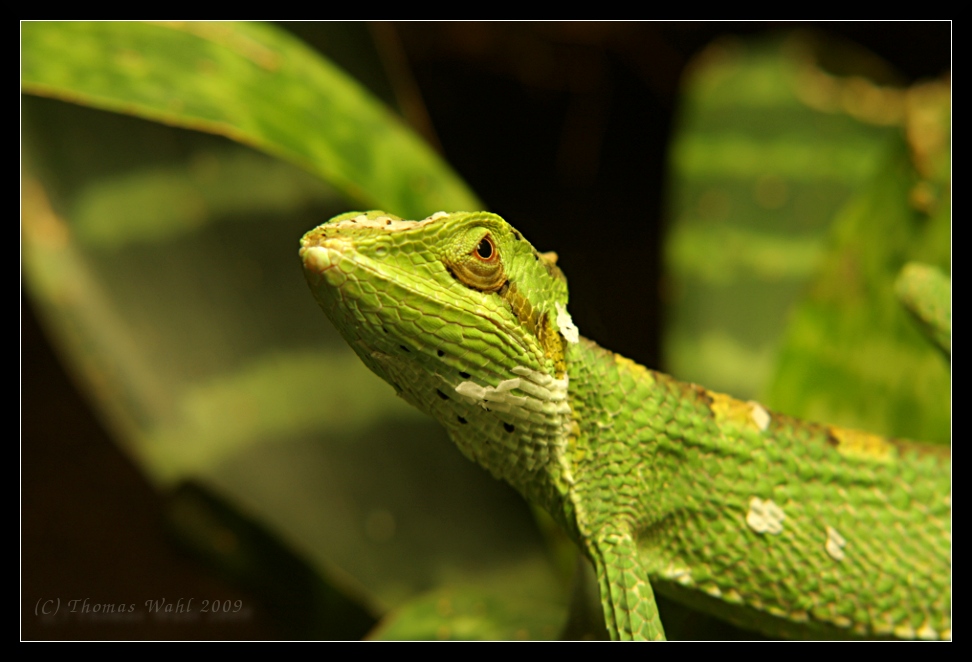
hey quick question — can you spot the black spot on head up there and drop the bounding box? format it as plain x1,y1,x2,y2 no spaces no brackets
381,326,389,334
436,389,449,400
385,219,392,226
459,371,471,379
437,349,445,357
457,416,468,424
400,345,410,352
533,252,540,261
503,422,515,433
512,230,521,241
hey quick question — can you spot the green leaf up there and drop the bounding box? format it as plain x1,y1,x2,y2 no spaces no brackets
22,21,480,219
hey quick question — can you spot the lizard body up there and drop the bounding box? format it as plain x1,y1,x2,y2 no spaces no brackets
300,210,950,640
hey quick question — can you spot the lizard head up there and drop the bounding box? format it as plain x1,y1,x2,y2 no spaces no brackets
300,210,579,495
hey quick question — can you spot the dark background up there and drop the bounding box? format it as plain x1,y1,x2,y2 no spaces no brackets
22,21,950,639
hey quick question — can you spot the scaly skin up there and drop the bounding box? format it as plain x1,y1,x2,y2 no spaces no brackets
300,210,951,640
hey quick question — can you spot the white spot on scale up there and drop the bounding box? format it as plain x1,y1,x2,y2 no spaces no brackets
746,497,785,535
555,303,579,344
749,401,770,431
661,564,693,586
825,525,846,561
331,214,439,232
511,365,562,388
454,366,571,419
452,365,575,480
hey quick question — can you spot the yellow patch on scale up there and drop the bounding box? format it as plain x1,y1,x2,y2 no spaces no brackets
893,623,916,639
827,426,896,461
723,588,743,604
500,282,567,376
788,610,809,624
613,353,656,386
709,392,771,433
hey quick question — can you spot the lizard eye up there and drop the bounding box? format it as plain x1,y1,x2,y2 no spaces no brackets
475,236,496,261
443,231,506,292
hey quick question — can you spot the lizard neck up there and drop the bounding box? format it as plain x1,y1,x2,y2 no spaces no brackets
560,336,665,540
462,334,683,544
560,335,721,542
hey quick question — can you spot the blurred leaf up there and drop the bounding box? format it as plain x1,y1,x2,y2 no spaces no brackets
894,262,951,357
368,565,566,640
664,33,950,446
166,481,377,639
764,83,951,443
22,21,480,219
70,148,341,249
664,33,905,399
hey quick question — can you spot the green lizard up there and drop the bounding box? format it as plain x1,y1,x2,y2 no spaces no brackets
299,210,951,640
